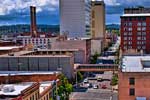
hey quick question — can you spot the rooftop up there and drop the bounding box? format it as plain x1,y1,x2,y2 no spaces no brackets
0,71,60,76
0,50,72,57
0,46,23,51
39,81,58,94
0,83,33,96
121,56,150,72
122,13,150,17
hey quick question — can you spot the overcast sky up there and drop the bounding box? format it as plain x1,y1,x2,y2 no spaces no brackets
0,0,150,25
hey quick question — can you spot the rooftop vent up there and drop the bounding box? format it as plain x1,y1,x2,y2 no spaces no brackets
2,85,15,93
141,60,150,68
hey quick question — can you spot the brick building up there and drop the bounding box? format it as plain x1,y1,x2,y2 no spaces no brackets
0,71,60,84
120,7,150,54
119,56,150,100
0,81,58,100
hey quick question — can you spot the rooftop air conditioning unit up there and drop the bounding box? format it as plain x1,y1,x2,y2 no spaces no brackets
2,85,15,92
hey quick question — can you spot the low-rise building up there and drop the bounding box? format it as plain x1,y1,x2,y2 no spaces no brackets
0,82,39,100
51,38,91,63
0,81,58,100
0,51,74,79
0,71,60,84
119,56,150,100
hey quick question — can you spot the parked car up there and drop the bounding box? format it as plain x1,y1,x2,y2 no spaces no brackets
93,84,98,89
83,78,89,83
101,84,107,89
88,83,93,88
97,76,103,82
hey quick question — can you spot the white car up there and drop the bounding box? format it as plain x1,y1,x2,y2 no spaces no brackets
83,78,88,83
93,84,98,89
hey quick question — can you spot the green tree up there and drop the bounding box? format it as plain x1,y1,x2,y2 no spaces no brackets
57,74,73,100
111,74,118,86
77,71,83,82
90,52,100,64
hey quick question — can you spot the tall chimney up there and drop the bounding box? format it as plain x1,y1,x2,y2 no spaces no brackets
30,6,37,37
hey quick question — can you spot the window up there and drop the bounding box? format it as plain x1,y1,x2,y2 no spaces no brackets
128,32,132,36
124,37,127,40
142,32,146,36
137,22,141,26
137,27,141,31
142,27,146,31
129,77,135,85
128,46,132,49
137,37,141,40
137,32,141,35
142,22,146,26
128,41,132,45
129,88,135,96
129,22,132,26
128,27,132,31
124,32,127,36
128,37,132,40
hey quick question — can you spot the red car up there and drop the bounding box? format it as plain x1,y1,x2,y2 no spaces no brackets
101,84,107,89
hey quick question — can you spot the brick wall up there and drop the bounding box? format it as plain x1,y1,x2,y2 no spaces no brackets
0,74,60,84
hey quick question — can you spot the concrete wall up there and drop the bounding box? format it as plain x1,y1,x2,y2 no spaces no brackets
119,71,150,100
51,40,91,63
0,56,74,79
91,39,102,55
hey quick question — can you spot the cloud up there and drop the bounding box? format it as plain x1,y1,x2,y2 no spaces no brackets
0,0,59,15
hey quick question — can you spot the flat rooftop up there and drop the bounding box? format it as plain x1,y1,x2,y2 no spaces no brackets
0,46,23,51
0,50,71,57
39,81,58,94
121,56,150,72
121,13,150,17
0,83,33,96
38,49,79,52
0,71,60,76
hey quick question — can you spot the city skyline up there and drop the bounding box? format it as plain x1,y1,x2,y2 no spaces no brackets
0,0,150,25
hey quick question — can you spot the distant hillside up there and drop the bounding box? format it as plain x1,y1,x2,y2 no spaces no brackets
106,24,120,30
0,24,59,34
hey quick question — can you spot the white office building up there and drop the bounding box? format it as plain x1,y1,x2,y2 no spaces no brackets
60,0,91,38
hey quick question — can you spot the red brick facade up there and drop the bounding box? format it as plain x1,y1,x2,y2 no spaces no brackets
119,71,150,100
121,16,150,54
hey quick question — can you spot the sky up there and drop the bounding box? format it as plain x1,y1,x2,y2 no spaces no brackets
0,0,150,25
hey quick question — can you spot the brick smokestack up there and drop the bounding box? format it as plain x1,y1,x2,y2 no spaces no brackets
30,6,37,37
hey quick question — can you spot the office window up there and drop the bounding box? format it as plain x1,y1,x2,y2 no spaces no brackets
128,41,132,45
129,77,135,85
124,32,127,36
129,88,135,96
128,32,132,35
128,27,132,31
142,32,146,36
137,22,141,26
129,22,132,26
137,27,141,31
142,22,146,26
128,46,132,49
137,37,141,40
137,32,141,35
128,37,132,40
124,37,127,40
142,27,146,31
